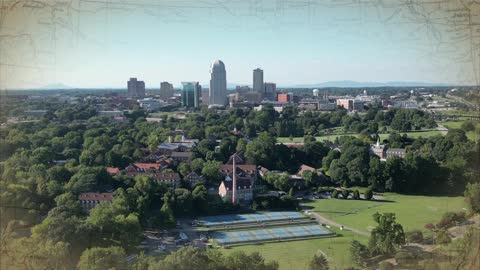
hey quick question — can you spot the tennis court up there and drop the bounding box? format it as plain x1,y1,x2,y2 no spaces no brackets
211,224,333,245
198,211,307,227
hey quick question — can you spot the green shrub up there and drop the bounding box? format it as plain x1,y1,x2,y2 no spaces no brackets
406,230,423,243
364,188,373,200
435,230,451,245
379,261,394,270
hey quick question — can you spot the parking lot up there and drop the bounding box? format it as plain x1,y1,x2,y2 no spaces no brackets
140,219,208,256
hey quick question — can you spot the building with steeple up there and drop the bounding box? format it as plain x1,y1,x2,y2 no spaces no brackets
218,153,256,204
370,138,386,160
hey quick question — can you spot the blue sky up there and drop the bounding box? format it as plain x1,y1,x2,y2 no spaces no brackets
2,0,477,89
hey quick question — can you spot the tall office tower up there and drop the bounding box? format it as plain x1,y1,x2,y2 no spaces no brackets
181,82,201,108
263,82,276,100
127,78,145,97
209,60,227,106
159,82,174,101
201,89,210,105
253,68,264,92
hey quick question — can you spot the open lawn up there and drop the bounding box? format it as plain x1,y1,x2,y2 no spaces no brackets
440,120,479,141
378,130,441,140
220,193,464,270
303,193,466,232
221,228,367,270
277,129,442,143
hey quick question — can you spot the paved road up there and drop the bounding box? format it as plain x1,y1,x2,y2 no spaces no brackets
300,205,370,237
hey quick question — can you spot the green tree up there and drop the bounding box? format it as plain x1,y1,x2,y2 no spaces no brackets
192,185,208,214
331,189,339,199
154,246,214,270
263,171,291,192
159,195,176,228
364,188,373,200
224,250,279,270
465,182,480,214
191,158,205,172
352,190,360,200
201,160,221,184
302,170,319,188
308,253,329,270
341,189,351,199
350,240,369,265
236,138,248,153
78,246,127,270
368,213,405,255
178,162,191,177
245,132,276,168
436,229,451,245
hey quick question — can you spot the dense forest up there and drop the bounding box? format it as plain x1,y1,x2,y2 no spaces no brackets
0,96,479,268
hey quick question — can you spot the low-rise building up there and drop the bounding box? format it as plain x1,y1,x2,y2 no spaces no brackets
184,171,205,187
139,98,167,111
218,154,257,204
170,151,193,162
79,192,113,211
125,171,181,186
386,148,407,159
218,177,253,203
125,163,162,172
106,167,120,175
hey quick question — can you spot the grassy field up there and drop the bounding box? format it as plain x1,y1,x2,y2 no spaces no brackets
303,193,466,232
440,120,479,141
219,193,465,270
277,130,442,143
221,228,367,270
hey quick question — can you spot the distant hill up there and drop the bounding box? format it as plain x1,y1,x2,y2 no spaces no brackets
205,81,453,89
282,81,452,88
40,83,74,90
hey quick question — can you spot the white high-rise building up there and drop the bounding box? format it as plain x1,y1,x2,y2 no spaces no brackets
209,60,227,106
253,68,264,92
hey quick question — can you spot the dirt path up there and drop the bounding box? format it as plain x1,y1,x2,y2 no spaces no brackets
301,206,370,237
436,124,448,135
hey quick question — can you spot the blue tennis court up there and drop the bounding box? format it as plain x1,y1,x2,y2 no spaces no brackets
198,211,306,227
211,224,333,245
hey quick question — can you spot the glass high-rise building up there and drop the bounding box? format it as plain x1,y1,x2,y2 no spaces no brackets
181,82,201,108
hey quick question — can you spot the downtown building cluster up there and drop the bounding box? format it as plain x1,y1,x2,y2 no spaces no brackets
126,59,415,113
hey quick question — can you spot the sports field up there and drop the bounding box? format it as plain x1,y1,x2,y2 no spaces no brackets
222,228,367,270
212,224,333,245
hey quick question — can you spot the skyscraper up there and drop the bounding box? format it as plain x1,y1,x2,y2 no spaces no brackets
264,82,276,100
160,81,174,101
127,78,145,97
181,82,201,108
209,60,227,106
253,68,264,92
